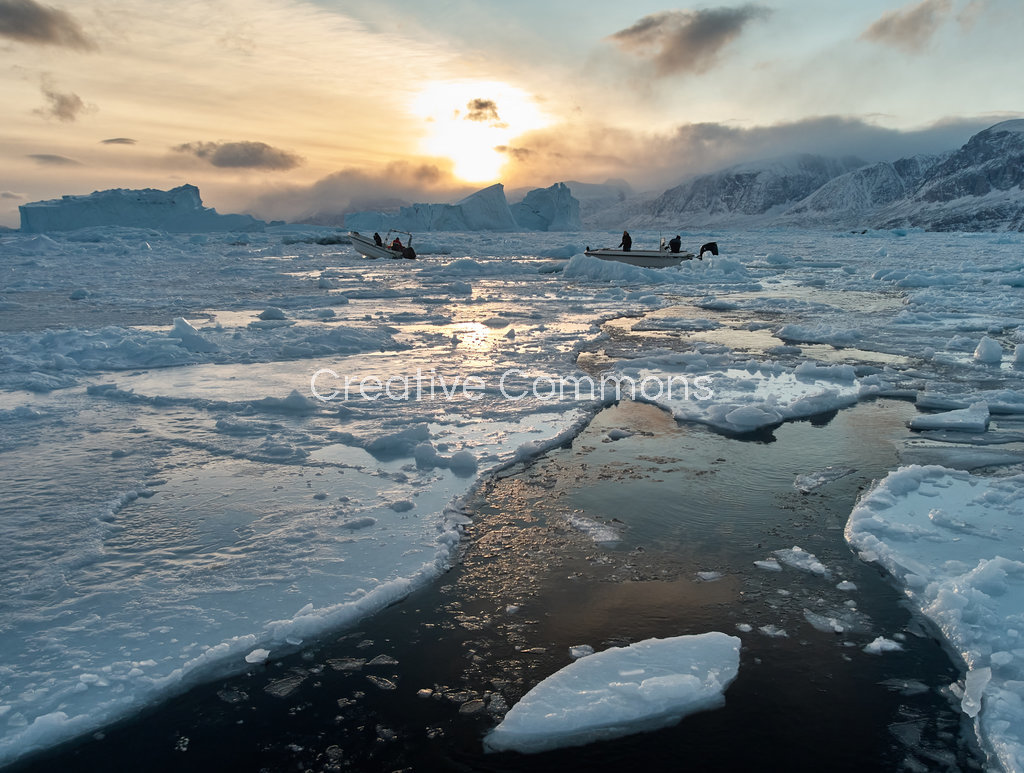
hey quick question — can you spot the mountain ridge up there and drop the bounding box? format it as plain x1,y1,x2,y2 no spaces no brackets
579,120,1024,232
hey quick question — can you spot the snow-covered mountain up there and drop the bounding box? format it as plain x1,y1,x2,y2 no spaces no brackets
874,120,1024,231
595,154,867,229
780,154,947,228
585,120,1024,232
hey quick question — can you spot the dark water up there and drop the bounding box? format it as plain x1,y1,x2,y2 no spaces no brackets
9,399,984,773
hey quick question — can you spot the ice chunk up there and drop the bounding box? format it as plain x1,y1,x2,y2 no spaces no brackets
565,514,619,544
258,307,287,321
244,648,270,664
961,666,991,718
773,546,830,577
974,337,1003,364
483,633,740,754
794,466,855,493
909,401,990,432
863,637,903,655
171,317,219,353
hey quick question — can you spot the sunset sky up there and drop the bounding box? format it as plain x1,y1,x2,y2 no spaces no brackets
1,0,1021,227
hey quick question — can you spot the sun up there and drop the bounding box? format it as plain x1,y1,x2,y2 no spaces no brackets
411,80,549,183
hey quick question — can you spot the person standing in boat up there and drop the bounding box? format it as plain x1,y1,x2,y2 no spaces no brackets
668,235,682,254
373,232,383,246
391,236,403,251
618,230,632,252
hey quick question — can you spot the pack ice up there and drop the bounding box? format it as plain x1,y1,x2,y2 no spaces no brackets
484,633,741,753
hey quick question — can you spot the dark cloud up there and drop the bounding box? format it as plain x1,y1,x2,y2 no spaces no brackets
607,5,771,76
26,153,81,166
0,0,95,50
860,0,952,52
101,137,136,145
173,141,303,171
496,145,532,162
244,161,473,224
35,82,88,122
465,99,500,123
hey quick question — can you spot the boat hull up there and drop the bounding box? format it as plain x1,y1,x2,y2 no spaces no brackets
584,249,696,268
348,231,412,259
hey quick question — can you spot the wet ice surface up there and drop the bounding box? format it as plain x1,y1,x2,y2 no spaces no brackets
2,226,1024,768
10,400,984,772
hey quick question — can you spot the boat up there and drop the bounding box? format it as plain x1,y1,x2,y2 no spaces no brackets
349,230,417,260
583,247,696,268
583,237,717,268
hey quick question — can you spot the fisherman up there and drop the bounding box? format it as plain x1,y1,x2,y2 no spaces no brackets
668,235,682,254
618,230,632,252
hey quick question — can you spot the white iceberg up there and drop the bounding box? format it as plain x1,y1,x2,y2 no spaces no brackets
484,632,740,754
19,184,264,233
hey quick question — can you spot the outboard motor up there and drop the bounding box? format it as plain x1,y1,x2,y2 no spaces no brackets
699,241,719,259
402,246,416,260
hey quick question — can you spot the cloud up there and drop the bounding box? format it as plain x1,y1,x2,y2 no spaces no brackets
464,98,500,123
101,137,137,145
0,0,95,50
1,191,24,199
499,113,1013,193
860,0,952,52
34,77,92,122
607,5,771,76
173,141,304,171
244,160,473,223
26,153,81,166
956,0,990,30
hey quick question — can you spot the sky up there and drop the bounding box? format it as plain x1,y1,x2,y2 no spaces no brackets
1,0,1022,227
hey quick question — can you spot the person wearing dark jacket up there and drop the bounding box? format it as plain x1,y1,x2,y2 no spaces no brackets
618,230,632,251
668,235,682,254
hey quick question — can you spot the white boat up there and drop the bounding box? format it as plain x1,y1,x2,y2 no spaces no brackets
584,237,717,268
583,247,697,268
349,230,416,260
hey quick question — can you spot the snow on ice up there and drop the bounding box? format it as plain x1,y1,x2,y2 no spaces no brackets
846,465,1024,772
2,221,1024,767
483,633,740,754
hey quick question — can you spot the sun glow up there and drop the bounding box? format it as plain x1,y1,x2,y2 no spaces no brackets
411,80,550,183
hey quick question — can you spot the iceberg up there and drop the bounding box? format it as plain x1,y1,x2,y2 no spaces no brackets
344,182,580,232
483,632,740,754
457,183,519,231
509,182,581,231
18,184,265,233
